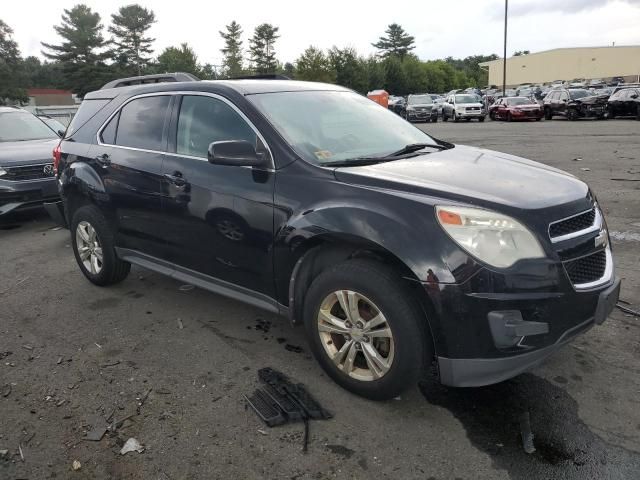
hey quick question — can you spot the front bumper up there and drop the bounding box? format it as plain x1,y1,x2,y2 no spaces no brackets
407,110,437,121
511,109,543,119
456,111,484,118
0,177,59,216
437,278,620,387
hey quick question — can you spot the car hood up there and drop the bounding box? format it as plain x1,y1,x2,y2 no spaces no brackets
333,145,588,210
408,103,434,108
570,94,609,105
0,138,59,166
456,103,483,108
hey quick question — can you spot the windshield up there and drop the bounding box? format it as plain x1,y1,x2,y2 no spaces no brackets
249,91,438,165
507,97,532,106
455,95,478,104
408,95,432,105
569,90,591,100
0,112,58,142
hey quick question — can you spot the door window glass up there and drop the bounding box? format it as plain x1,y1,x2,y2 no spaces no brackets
115,96,170,151
176,95,257,158
100,113,118,144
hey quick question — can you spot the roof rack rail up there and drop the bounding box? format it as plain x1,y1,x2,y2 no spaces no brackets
231,74,291,80
101,72,200,90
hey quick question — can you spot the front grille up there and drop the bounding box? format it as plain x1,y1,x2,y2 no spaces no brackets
563,250,607,285
549,208,596,239
2,164,54,181
466,107,480,111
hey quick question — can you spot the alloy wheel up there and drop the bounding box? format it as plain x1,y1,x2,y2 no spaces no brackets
317,290,395,382
75,221,103,274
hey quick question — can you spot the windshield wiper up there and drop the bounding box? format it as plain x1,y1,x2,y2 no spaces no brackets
384,143,448,158
322,157,390,167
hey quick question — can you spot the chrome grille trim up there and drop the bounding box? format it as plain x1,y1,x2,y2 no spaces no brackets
549,206,601,243
567,247,613,291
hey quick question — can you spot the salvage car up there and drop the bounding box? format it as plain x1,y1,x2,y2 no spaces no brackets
543,88,608,120
405,94,438,122
51,75,620,400
607,87,640,119
387,96,406,116
442,93,485,122
489,97,543,121
0,107,60,217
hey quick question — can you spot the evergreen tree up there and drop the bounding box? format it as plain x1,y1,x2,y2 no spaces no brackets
219,21,243,78
41,4,109,96
108,4,156,76
248,23,279,74
295,46,335,83
0,19,27,102
328,47,369,94
156,43,200,76
372,23,415,59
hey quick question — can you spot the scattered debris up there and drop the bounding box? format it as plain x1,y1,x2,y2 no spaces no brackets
18,444,24,462
84,426,107,442
519,411,536,454
0,449,8,458
56,399,66,407
285,344,303,353
610,178,640,182
0,276,30,296
94,342,102,349
178,284,195,292
254,318,272,333
57,357,63,365
21,344,34,351
616,302,640,317
580,167,591,171
136,389,152,414
0,351,12,360
244,368,332,453
177,318,184,329
2,384,11,398
120,437,145,455
100,360,120,368
276,337,286,344
72,459,81,471
572,157,582,161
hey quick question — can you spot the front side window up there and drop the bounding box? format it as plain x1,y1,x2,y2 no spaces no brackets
115,96,170,151
0,112,58,142
176,95,257,158
249,90,438,165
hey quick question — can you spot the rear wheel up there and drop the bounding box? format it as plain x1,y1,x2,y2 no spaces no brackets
478,116,485,122
567,109,578,121
507,112,513,122
71,205,130,286
303,259,428,400
544,107,552,120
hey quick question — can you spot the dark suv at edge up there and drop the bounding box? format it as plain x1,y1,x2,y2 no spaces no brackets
52,77,620,400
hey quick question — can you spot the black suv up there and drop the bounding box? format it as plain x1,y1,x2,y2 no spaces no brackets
543,88,609,120
607,87,640,119
52,76,620,400
0,107,60,217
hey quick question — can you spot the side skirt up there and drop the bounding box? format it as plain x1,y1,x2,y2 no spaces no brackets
115,247,288,316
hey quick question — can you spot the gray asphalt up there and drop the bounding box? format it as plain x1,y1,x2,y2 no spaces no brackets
1,119,639,479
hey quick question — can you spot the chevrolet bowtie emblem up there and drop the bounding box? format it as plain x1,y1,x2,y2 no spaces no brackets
594,229,608,249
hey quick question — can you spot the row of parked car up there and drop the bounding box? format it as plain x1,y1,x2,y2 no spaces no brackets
389,83,640,123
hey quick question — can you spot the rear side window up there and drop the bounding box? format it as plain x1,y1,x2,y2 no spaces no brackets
66,99,111,137
176,95,256,158
115,96,170,151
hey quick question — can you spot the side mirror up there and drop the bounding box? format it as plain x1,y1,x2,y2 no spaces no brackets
57,129,65,138
207,140,267,167
631,94,639,99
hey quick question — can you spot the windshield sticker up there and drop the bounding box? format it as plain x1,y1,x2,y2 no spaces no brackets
314,150,333,160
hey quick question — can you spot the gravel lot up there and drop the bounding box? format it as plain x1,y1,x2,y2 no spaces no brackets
1,119,639,480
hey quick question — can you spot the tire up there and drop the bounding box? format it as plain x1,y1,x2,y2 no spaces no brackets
478,116,485,122
567,109,578,121
431,115,438,123
442,111,448,122
507,112,513,122
544,107,552,120
71,205,130,286
489,111,496,120
453,112,459,123
303,259,429,401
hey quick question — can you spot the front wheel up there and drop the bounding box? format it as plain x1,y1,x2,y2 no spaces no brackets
567,109,578,121
478,116,485,122
636,105,640,120
442,111,448,122
453,112,459,123
303,259,429,400
71,205,130,286
544,107,552,120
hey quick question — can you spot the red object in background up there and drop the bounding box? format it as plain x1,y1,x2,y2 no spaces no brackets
367,89,389,108
489,97,543,121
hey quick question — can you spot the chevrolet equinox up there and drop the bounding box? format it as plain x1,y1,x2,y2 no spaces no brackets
51,76,620,400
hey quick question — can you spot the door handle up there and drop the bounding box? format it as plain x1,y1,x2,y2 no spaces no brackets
95,153,110,166
163,172,186,187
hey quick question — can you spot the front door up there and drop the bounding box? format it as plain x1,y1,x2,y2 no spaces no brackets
91,94,172,259
161,94,275,296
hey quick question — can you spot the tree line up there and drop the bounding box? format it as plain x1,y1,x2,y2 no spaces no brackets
0,5,498,102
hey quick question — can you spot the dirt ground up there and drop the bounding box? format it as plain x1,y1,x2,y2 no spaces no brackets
1,119,639,480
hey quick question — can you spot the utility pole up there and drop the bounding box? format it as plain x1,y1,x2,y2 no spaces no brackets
503,0,508,96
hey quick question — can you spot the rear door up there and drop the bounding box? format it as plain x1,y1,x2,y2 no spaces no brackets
92,94,172,258
160,93,276,296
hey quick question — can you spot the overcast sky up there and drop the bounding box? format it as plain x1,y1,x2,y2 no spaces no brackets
3,0,640,66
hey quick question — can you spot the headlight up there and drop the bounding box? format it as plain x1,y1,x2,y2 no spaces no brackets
435,206,545,268
0,167,7,177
